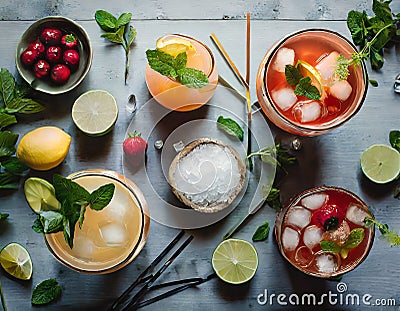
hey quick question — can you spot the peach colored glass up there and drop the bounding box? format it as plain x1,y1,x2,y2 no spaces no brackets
145,34,218,112
256,29,368,136
45,169,150,274
275,186,374,278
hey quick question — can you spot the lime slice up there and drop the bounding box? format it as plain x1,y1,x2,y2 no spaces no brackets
360,144,400,184
212,239,258,284
24,177,60,213
297,60,323,95
156,36,195,57
72,90,118,136
0,243,33,280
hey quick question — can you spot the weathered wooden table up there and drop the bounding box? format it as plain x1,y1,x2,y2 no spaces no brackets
1,1,400,310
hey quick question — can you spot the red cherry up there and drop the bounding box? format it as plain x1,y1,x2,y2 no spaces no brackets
33,60,50,79
63,49,80,68
28,41,45,57
40,28,62,45
50,64,70,84
20,49,38,66
45,46,62,63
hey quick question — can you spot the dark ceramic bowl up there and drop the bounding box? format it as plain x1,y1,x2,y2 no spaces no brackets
15,16,92,95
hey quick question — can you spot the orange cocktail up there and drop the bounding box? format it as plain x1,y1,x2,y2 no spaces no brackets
145,34,218,111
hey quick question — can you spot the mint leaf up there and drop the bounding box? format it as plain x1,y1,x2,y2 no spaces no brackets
369,79,379,87
0,112,17,128
285,64,302,86
89,183,115,211
39,211,64,234
78,205,86,229
31,279,61,305
116,12,132,29
0,68,16,106
53,174,90,205
320,240,341,254
294,77,321,100
252,222,270,241
370,46,384,70
126,26,137,47
343,228,365,249
0,130,18,157
0,172,19,189
95,10,117,32
101,26,124,44
175,52,187,70
5,98,45,114
347,10,368,46
217,116,244,141
0,213,9,220
390,130,400,152
177,67,209,89
32,218,44,233
1,157,29,176
372,0,393,23
146,49,178,78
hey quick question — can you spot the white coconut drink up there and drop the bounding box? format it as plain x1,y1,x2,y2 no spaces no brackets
168,138,246,213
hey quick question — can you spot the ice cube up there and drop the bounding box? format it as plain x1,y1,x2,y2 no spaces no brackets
303,225,323,249
329,80,352,101
315,252,339,274
346,205,370,226
286,206,311,229
322,220,350,246
315,51,340,82
99,222,127,246
282,227,300,251
293,100,322,123
301,193,328,210
72,236,95,261
271,88,297,111
272,47,295,73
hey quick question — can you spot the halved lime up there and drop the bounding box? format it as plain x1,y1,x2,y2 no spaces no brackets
24,177,60,213
297,59,323,95
156,36,195,57
0,243,33,280
212,239,258,284
72,90,118,136
360,144,400,184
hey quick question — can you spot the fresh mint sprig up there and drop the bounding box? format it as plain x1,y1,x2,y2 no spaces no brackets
336,1,400,84
0,68,44,128
247,143,296,172
284,65,320,100
146,49,209,89
32,174,115,248
320,228,365,259
364,217,400,246
95,10,136,84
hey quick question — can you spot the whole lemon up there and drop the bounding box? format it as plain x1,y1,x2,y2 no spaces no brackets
17,126,71,171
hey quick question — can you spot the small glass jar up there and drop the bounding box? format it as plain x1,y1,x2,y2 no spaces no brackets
145,34,218,112
45,169,150,274
275,186,374,278
256,29,368,136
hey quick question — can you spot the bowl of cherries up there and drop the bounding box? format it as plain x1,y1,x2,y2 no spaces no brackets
16,16,93,95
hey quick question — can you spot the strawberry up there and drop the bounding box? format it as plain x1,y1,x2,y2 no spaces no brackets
123,131,148,167
311,204,346,231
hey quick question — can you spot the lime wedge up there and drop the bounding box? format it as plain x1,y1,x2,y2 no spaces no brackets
0,243,33,280
297,60,323,95
212,239,258,284
360,144,400,184
156,36,195,57
72,90,118,136
24,177,60,213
